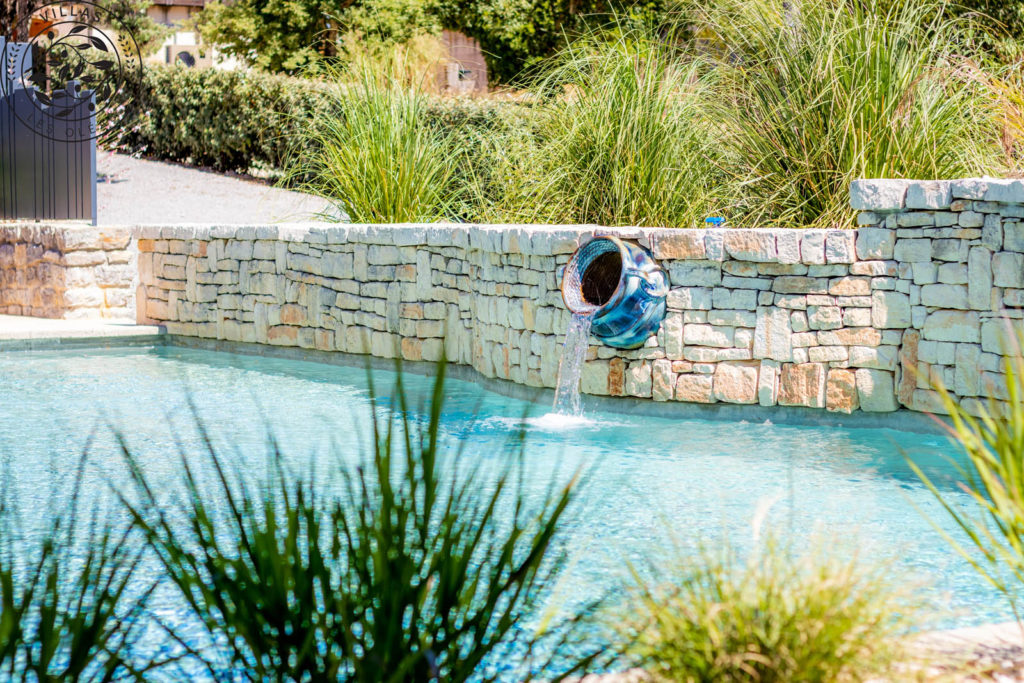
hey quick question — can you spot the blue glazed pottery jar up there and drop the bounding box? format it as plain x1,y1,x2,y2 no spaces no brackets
560,236,669,349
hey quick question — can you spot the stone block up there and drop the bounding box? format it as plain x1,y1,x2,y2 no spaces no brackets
938,263,968,285
982,318,1006,354
773,276,829,294
871,291,911,329
652,360,675,401
959,211,985,228
951,178,989,199
651,231,706,259
758,359,780,405
825,231,856,263
801,231,827,265
662,311,684,359
704,230,725,261
808,305,842,330
777,362,827,408
992,252,1024,288
856,368,898,412
922,310,980,342
898,329,920,406
713,288,758,311
906,181,952,209
849,345,899,370
713,362,759,404
855,228,896,260
983,178,1024,203
791,310,809,332
843,308,872,327
723,230,777,262
913,262,937,285
955,344,981,397
808,346,848,362
826,369,859,413
707,309,757,327
684,324,734,348
850,179,909,211
581,360,611,396
666,286,713,310
828,276,870,296
897,212,935,227
668,262,721,287
1005,222,1024,253
932,239,969,262
921,284,969,310
675,374,714,403
753,307,794,362
817,327,882,346
776,231,801,264
625,362,653,398
894,238,932,262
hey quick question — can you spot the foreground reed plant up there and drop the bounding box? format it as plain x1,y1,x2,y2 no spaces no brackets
617,530,919,682
0,464,155,681
694,0,997,227
291,65,462,223
911,321,1024,623
118,360,600,681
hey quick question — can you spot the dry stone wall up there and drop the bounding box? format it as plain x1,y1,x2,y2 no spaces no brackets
135,223,907,414
0,225,135,319
852,178,1024,416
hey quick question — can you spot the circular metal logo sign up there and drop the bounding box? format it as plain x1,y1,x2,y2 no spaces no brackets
3,0,143,143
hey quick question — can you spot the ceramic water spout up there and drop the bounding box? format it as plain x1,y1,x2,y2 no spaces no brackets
560,236,669,349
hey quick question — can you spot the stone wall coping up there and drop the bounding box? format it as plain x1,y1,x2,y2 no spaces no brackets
851,178,1024,212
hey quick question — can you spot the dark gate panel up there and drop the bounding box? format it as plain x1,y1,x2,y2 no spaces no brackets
0,38,97,224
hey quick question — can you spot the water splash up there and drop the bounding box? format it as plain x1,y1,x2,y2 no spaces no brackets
552,313,593,417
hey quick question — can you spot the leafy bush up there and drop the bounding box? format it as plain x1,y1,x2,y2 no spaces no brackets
107,65,333,174
910,320,1024,623
618,532,919,682
120,362,601,680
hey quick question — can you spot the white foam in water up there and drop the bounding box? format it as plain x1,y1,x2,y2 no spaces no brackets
528,413,596,430
551,312,594,417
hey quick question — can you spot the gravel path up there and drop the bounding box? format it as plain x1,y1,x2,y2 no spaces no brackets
96,152,338,225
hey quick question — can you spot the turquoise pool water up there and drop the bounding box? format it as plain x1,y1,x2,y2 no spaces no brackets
0,345,1015,664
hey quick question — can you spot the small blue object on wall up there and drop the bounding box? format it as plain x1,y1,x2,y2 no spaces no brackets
705,217,726,226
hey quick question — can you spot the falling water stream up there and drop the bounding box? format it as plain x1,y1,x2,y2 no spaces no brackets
552,313,594,416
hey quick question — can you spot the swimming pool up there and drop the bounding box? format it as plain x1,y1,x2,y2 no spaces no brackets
0,345,1013,659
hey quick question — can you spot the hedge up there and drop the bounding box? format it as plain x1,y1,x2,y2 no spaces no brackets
106,65,528,180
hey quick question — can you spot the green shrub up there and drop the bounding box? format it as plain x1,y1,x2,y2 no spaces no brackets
119,362,603,680
617,533,920,682
910,321,1024,623
107,65,333,174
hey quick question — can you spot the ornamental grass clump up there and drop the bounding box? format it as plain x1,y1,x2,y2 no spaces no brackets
292,65,462,223
492,29,721,227
0,465,155,681
699,0,998,227
911,320,1024,623
119,361,600,681
617,532,919,682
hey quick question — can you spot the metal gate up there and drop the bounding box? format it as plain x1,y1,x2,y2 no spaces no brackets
0,38,97,224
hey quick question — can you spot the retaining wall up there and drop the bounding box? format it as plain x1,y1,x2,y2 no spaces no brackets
0,225,135,319
132,221,912,414
5,177,1022,415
